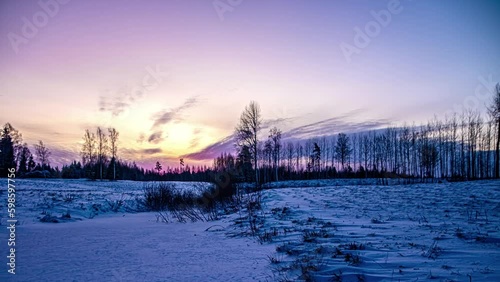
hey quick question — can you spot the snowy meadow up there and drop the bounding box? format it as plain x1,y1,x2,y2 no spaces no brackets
0,179,499,281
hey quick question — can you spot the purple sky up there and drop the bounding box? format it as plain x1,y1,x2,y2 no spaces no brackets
1,0,499,169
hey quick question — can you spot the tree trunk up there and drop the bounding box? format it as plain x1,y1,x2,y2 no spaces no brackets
496,121,500,178
254,143,258,186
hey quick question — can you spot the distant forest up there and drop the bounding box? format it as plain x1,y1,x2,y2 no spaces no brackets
1,84,499,183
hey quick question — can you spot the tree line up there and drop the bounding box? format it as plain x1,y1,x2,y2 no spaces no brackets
1,83,499,183
79,127,119,180
0,123,54,178
231,84,500,185
0,123,218,181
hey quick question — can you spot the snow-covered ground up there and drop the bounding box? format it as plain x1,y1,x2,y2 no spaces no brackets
1,213,274,282
0,179,211,225
0,179,273,282
245,180,500,281
0,179,499,281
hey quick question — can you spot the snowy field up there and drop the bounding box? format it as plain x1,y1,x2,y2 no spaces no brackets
0,179,211,225
244,180,500,281
0,179,499,281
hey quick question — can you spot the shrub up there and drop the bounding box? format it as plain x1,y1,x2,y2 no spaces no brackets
63,194,75,203
106,198,124,212
344,253,362,266
40,214,59,223
303,229,329,243
347,242,365,250
258,230,275,243
267,254,282,264
141,183,177,211
140,182,239,222
61,211,71,219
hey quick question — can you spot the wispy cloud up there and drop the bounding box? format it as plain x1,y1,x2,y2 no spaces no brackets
147,131,164,144
188,128,203,149
151,97,198,129
183,135,235,161
99,87,137,117
281,109,388,139
143,148,163,154
185,112,390,161
261,117,298,131
189,138,200,149
121,147,163,156
144,97,198,144
137,133,145,144
99,65,169,117
283,118,390,139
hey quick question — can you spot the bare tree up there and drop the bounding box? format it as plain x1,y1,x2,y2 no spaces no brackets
311,142,321,175
81,129,96,179
81,130,96,165
352,134,358,173
108,128,119,180
335,133,352,171
449,114,458,177
96,127,108,180
235,101,262,185
285,142,294,175
295,142,303,173
400,125,410,175
488,83,500,178
269,127,282,181
330,135,337,169
357,133,363,174
467,110,481,179
485,119,493,178
304,139,313,172
321,136,328,176
34,140,51,168
362,134,370,175
460,112,467,178
263,139,272,183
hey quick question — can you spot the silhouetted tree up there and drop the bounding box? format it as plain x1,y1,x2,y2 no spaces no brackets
108,128,119,180
235,101,262,185
285,142,294,176
0,123,17,177
421,143,439,178
81,129,96,179
488,83,500,178
269,127,282,181
34,140,51,169
155,161,162,175
96,127,108,180
27,154,36,172
335,133,352,171
311,142,321,175
62,161,84,179
17,143,32,174
236,145,253,182
263,139,272,182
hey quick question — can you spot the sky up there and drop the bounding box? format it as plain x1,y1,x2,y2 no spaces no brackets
1,0,499,169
